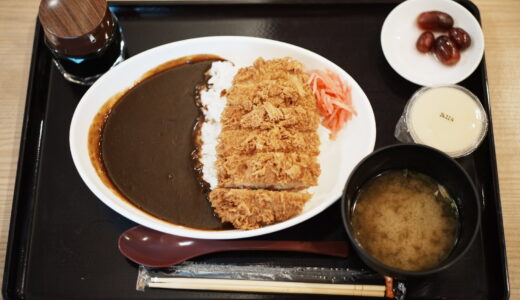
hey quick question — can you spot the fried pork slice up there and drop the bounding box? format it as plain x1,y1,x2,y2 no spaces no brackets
220,104,319,132
217,127,320,156
226,77,316,111
217,152,320,190
226,58,317,111
209,188,310,229
232,57,306,83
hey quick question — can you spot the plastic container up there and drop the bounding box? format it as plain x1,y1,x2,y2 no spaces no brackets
395,85,488,157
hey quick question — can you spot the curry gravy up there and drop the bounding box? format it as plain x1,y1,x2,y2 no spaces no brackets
88,55,229,230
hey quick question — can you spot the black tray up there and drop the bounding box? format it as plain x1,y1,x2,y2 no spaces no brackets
3,1,509,299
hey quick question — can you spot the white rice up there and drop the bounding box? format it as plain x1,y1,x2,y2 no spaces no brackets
199,61,239,188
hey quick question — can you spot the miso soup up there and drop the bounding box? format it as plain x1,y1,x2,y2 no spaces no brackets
351,170,459,271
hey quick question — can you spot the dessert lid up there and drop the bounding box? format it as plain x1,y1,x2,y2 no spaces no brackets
405,85,488,157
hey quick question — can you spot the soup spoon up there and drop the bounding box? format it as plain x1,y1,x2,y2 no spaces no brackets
119,226,349,267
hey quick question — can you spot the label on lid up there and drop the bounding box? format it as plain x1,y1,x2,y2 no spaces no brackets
407,86,487,157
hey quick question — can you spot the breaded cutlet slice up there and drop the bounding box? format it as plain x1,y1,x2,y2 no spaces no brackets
226,58,316,111
232,57,306,82
216,152,320,190
231,57,310,89
226,76,316,111
209,188,310,230
221,103,319,132
217,127,320,156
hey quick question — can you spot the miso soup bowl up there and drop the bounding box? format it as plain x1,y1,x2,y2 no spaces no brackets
341,144,481,277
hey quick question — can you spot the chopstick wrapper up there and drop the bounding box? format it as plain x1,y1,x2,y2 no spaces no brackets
136,262,406,299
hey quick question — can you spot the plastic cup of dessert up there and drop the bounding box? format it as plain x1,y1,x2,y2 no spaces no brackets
395,85,488,158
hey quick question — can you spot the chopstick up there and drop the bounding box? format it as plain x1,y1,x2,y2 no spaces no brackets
148,277,386,297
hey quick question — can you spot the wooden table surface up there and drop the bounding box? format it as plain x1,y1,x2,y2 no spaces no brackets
0,0,518,298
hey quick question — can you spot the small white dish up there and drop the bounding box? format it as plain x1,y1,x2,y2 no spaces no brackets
381,0,484,86
69,36,376,240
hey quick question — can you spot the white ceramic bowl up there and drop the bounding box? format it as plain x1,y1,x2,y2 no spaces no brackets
70,36,376,239
381,0,484,86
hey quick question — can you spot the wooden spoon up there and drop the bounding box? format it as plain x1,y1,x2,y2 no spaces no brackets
119,226,349,267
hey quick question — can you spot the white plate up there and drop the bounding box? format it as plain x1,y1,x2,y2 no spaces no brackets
381,0,484,86
70,36,376,239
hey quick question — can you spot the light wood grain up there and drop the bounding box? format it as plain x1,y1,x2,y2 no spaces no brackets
0,0,519,298
148,278,386,296
481,2,520,299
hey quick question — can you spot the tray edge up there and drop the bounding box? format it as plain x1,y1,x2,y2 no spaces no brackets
2,20,51,300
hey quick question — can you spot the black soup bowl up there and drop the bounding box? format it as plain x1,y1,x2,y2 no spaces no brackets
341,144,481,277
